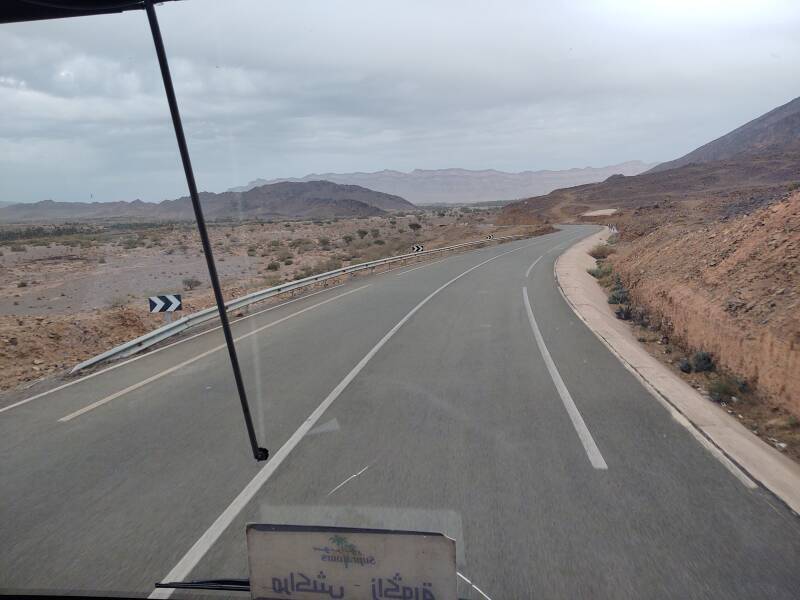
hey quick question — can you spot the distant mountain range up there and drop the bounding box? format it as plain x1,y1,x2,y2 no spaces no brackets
229,161,656,205
0,180,414,223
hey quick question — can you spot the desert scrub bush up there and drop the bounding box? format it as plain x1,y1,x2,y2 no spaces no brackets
288,238,313,250
247,245,257,256
408,222,422,233
373,239,385,245
121,237,143,250
691,351,714,372
17,281,27,288
589,243,615,259
614,305,632,320
342,234,354,244
607,278,629,304
276,250,293,262
10,244,26,252
320,257,342,271
587,263,612,279
108,295,128,309
269,239,281,247
606,233,620,245
708,375,740,402
357,229,368,239
370,228,380,238
283,258,293,266
318,237,331,249
182,277,202,290
266,261,281,271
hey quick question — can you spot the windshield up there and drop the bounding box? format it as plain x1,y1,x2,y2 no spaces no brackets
2,1,800,599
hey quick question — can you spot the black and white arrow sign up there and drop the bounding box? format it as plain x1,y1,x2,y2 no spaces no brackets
149,294,182,313
485,234,494,240
411,244,424,253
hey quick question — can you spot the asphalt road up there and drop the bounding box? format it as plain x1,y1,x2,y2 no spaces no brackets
2,225,799,599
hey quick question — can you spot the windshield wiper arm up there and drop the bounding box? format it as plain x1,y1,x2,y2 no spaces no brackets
155,577,250,592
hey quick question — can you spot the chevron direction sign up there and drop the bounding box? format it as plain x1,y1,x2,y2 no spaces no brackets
149,294,182,313
485,234,494,240
411,244,424,253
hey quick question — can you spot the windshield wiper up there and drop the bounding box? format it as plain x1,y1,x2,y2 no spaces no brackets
155,577,250,592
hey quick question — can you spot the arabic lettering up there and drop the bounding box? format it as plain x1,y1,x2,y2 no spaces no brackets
371,573,436,600
270,570,344,598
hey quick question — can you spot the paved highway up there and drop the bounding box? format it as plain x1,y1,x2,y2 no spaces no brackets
2,225,799,599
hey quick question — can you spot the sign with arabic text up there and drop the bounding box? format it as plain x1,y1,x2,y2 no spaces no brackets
246,524,457,600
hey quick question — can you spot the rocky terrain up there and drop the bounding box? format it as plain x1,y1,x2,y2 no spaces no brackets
0,180,414,223
231,162,656,204
499,96,800,226
610,191,799,418
648,96,800,173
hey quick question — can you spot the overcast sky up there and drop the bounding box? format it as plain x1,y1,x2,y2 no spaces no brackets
1,0,798,203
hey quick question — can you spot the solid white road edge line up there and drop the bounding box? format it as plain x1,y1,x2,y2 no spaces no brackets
58,286,369,422
551,251,757,489
522,286,608,470
147,240,541,599
525,255,543,278
1,284,345,416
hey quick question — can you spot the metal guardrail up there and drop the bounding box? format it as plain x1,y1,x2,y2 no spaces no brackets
70,234,525,373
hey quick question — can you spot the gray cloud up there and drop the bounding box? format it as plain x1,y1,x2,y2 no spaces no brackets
1,0,798,203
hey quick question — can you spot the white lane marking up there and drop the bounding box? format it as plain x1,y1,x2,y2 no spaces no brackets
457,572,493,600
148,240,540,599
525,255,543,278
1,284,344,416
522,286,608,469
327,463,371,497
551,253,756,488
391,256,450,277
58,286,369,422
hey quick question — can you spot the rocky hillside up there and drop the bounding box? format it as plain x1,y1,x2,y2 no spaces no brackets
0,180,414,223
648,96,800,173
610,191,800,415
499,95,800,225
231,162,656,204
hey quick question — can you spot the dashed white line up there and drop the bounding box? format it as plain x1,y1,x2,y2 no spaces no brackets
147,240,541,599
525,255,543,278
522,286,608,470
58,285,369,422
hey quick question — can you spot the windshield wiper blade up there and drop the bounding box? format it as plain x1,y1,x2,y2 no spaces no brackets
155,577,250,592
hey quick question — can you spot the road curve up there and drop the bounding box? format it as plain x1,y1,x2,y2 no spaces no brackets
1,225,799,599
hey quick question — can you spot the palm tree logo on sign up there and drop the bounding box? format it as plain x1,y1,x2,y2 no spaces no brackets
313,535,375,568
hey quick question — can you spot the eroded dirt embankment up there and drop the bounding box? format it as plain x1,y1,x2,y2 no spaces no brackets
610,192,800,417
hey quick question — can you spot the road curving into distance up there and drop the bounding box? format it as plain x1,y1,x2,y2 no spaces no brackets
1,225,799,599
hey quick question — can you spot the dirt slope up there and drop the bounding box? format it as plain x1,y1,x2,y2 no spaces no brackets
610,191,800,415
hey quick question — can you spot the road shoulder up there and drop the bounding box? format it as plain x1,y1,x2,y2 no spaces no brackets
555,227,800,516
